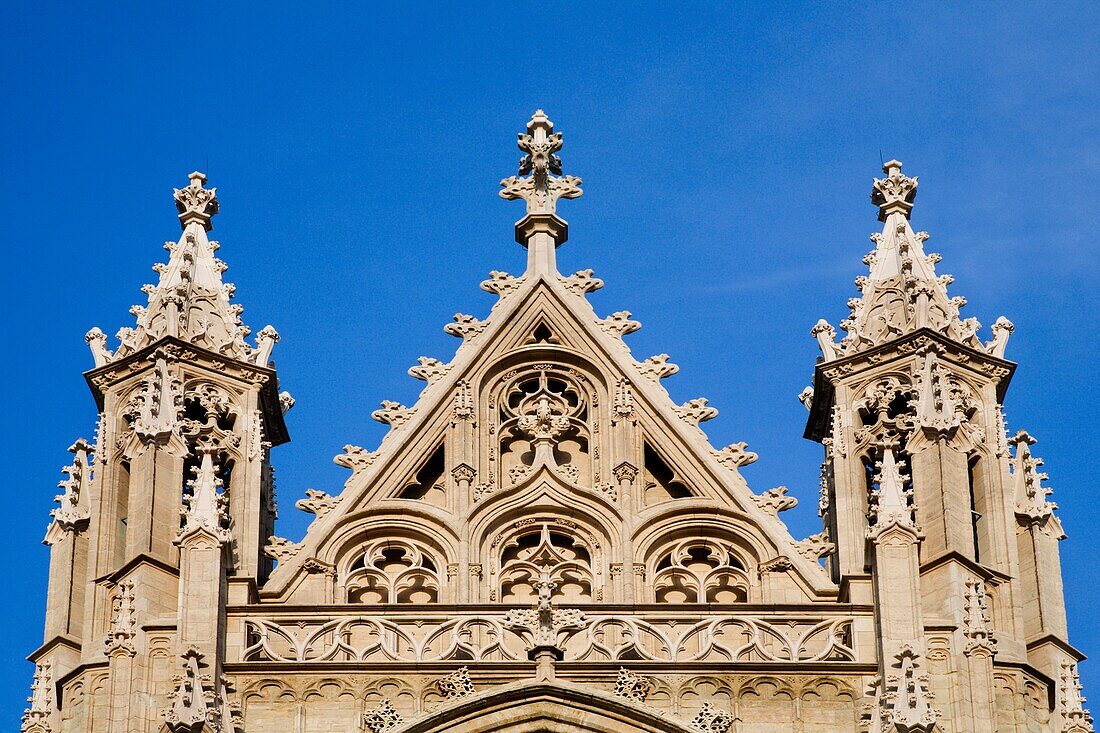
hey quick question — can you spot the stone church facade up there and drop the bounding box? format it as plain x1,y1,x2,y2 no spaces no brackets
24,111,1091,732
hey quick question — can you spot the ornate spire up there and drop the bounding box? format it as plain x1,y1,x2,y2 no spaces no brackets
44,438,93,542
500,110,583,275
812,161,1014,361
21,661,54,733
85,172,279,367
1060,662,1095,733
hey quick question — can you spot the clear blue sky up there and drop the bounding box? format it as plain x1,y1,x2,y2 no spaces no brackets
3,3,1098,720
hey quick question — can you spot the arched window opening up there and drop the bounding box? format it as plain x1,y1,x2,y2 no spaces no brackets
499,525,593,602
345,540,440,604
653,540,749,603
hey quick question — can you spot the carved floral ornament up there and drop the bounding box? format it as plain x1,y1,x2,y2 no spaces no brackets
499,109,583,217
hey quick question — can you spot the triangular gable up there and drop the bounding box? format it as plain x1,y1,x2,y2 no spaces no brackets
263,269,834,597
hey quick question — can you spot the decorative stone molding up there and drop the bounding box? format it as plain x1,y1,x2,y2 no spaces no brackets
689,702,733,733
752,486,798,517
444,313,486,340
614,667,654,703
435,666,475,700
759,556,794,574
637,353,679,382
295,489,341,519
712,442,758,469
559,268,604,295
364,700,403,733
480,270,523,297
105,579,137,657
598,310,641,337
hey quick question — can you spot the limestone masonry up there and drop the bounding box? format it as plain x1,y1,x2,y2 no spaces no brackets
24,111,1091,732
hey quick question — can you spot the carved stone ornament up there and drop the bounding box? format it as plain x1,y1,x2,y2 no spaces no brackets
866,444,919,540
598,310,641,337
689,701,734,733
407,356,451,385
333,444,377,474
444,312,486,340
794,531,836,561
480,270,523,297
264,536,302,562
1010,430,1065,538
613,667,654,703
675,397,719,428
752,486,798,517
503,569,586,651
1060,662,1095,733
20,661,53,733
163,648,214,732
130,350,184,443
435,666,475,700
46,438,93,540
104,579,137,657
176,449,231,545
870,646,938,733
558,268,604,295
499,109,583,216
637,353,679,382
712,441,758,469
962,579,997,657
295,488,341,519
364,700,403,733
372,400,414,429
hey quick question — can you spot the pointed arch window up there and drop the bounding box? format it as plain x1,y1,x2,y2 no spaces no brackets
345,539,441,604
653,541,749,603
499,524,593,602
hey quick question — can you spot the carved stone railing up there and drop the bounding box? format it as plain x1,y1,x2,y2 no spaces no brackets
236,609,859,665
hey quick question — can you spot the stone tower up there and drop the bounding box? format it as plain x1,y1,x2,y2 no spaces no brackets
24,115,1090,733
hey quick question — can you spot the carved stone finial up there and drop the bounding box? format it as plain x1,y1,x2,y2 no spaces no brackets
874,646,938,733
1060,662,1095,733
867,444,919,539
1009,430,1065,538
295,488,341,519
962,579,997,657
753,486,798,517
104,579,138,657
503,566,585,657
21,661,54,733
871,160,918,222
253,325,280,366
173,171,219,231
985,315,1015,358
499,110,583,218
713,442,758,470
176,448,231,545
85,327,113,367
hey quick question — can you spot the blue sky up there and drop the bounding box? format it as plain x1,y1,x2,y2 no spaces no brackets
3,2,1098,719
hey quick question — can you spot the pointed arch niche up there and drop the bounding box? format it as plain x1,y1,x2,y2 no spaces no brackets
479,350,610,494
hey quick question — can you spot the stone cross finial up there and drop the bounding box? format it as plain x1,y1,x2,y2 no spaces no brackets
174,171,220,231
500,110,583,216
871,159,918,222
500,110,583,269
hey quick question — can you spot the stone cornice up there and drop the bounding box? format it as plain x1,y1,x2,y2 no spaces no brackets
805,327,1016,442
25,634,81,664
84,334,289,446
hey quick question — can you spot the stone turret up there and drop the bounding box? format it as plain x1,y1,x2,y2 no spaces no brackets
28,173,290,731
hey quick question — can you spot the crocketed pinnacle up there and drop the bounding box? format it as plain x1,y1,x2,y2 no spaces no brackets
85,172,280,368
812,161,1014,361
